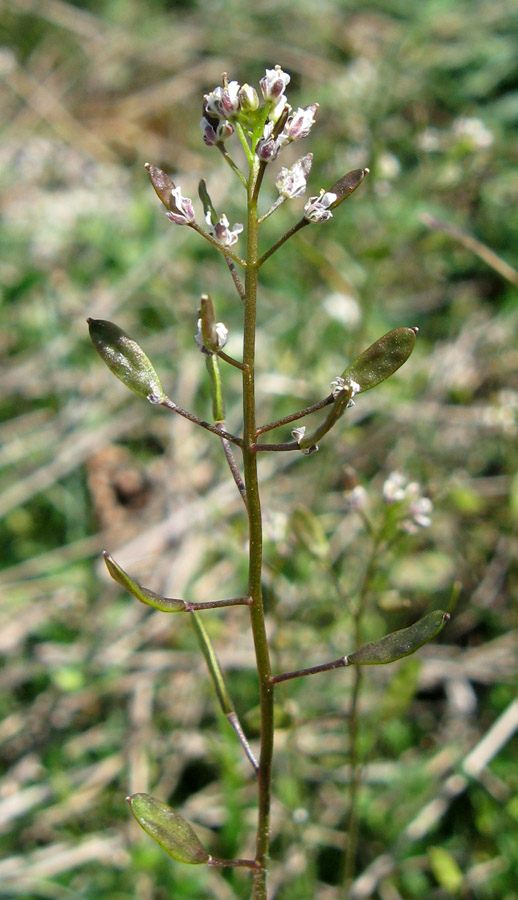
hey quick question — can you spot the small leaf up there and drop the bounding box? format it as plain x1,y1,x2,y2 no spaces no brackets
103,552,185,612
127,793,210,865
342,327,418,393
429,846,463,894
88,318,165,403
346,610,449,666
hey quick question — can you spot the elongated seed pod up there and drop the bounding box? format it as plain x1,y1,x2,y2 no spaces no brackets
88,318,165,403
346,610,450,666
127,793,210,865
342,326,418,393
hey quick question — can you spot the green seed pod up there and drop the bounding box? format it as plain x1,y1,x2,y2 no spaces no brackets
346,610,450,666
103,552,185,612
342,326,418,393
88,318,165,403
127,793,210,865
198,179,218,226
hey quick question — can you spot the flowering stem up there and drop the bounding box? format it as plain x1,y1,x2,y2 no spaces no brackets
241,157,274,900
233,120,255,168
258,218,309,267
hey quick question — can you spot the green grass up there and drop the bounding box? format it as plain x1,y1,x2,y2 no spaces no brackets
1,0,518,897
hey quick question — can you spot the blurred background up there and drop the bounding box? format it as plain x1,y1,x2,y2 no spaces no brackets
1,0,518,898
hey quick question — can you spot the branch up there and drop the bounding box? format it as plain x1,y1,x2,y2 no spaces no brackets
271,655,348,684
160,397,243,447
256,394,334,435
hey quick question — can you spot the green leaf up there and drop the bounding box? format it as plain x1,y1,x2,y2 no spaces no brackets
341,326,418,393
346,610,449,666
88,318,166,403
103,552,185,612
127,793,210,865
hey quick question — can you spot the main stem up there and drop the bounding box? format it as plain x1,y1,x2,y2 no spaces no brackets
242,160,274,900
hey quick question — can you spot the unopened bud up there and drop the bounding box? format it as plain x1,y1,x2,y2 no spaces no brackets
238,83,259,112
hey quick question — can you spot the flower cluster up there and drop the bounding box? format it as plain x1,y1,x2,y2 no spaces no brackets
382,471,433,534
200,65,318,165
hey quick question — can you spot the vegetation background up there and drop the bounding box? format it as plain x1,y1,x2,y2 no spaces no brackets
1,0,517,898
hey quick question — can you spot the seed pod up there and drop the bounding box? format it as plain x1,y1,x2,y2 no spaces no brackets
342,327,418,393
327,168,369,209
145,163,176,210
127,793,210,865
103,552,185,612
346,610,450,666
88,318,165,403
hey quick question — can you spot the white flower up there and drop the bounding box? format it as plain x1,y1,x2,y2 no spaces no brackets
204,80,241,119
205,211,243,247
165,186,196,225
283,104,318,142
194,318,229,351
275,153,313,199
304,190,337,223
260,65,291,101
383,471,433,532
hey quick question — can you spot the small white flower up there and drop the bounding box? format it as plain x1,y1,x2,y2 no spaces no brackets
304,190,337,223
275,153,313,199
205,211,243,247
204,81,241,119
260,65,291,101
284,104,318,142
346,485,368,511
382,471,407,504
292,426,306,442
194,318,229,351
165,186,196,225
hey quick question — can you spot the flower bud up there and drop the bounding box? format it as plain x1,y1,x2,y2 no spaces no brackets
88,318,165,403
238,83,259,112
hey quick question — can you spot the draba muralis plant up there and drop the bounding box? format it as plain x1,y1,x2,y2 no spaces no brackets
89,66,450,900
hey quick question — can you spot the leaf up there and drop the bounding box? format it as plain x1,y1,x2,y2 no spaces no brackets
127,793,210,865
346,610,449,666
341,326,418,393
103,552,186,612
88,318,165,403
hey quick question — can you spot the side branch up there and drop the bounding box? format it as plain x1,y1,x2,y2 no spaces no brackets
271,655,348,684
160,397,243,446
252,441,300,452
258,218,309,267
256,394,334,435
185,596,251,612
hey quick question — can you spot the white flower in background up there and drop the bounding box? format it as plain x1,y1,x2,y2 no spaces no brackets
452,117,493,149
383,471,433,533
